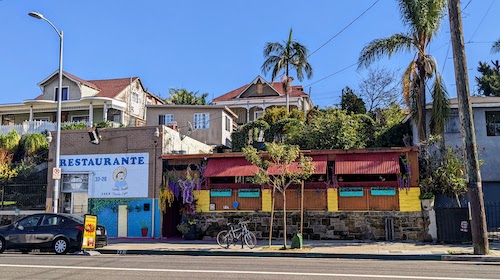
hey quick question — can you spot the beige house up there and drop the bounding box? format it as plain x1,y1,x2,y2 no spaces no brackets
211,76,314,125
146,105,237,148
0,71,164,134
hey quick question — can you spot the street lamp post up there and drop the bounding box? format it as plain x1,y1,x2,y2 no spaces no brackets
29,12,64,213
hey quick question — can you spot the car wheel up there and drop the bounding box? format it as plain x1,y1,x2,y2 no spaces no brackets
0,237,5,253
53,238,69,255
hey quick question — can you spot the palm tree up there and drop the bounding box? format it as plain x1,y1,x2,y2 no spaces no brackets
165,88,208,105
358,0,450,144
261,28,313,112
492,39,500,53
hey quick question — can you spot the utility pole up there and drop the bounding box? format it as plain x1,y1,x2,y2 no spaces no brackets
447,0,489,255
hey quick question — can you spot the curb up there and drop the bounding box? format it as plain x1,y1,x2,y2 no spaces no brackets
441,255,500,262
96,248,442,261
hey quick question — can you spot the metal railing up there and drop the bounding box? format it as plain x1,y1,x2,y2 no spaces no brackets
0,182,47,211
0,120,122,135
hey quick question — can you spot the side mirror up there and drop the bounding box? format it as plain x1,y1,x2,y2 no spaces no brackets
17,224,24,231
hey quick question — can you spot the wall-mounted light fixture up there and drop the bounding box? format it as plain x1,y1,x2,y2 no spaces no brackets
45,131,53,143
154,127,160,138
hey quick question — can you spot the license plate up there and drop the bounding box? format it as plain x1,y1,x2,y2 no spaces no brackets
96,229,102,235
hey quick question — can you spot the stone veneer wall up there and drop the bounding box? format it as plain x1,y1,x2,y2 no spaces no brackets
196,211,429,241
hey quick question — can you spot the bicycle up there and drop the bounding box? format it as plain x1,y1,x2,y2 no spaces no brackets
216,221,257,249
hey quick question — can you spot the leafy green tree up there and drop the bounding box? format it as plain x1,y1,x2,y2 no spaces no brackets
358,0,450,143
165,88,208,105
243,143,314,249
0,130,21,153
261,28,313,111
475,61,500,97
0,149,17,183
340,87,366,114
296,109,364,150
374,103,411,147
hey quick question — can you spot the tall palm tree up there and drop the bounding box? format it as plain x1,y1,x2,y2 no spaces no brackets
358,0,450,144
261,28,313,112
492,39,500,53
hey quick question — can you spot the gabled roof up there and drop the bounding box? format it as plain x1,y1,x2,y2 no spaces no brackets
213,76,308,102
89,77,139,98
38,71,100,90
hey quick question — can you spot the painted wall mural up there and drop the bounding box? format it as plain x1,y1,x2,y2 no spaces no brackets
60,153,149,198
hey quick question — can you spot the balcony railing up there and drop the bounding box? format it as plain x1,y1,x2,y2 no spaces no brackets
0,120,121,135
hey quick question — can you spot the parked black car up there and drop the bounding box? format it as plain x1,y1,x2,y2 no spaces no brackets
0,213,107,254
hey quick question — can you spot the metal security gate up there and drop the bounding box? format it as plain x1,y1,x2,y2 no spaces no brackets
485,202,500,241
435,208,472,243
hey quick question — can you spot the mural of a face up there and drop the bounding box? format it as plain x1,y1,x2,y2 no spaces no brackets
113,167,128,191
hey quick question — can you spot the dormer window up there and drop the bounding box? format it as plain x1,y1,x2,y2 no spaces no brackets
132,92,139,103
54,87,69,101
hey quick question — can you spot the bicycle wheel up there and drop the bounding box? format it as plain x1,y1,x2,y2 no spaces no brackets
216,230,230,248
244,231,257,249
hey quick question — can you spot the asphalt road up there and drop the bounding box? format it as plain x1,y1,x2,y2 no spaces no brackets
0,253,500,280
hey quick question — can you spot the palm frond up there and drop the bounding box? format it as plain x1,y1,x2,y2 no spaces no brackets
492,39,500,54
358,34,414,68
263,42,284,57
429,73,450,136
423,54,438,78
399,0,446,39
402,61,418,107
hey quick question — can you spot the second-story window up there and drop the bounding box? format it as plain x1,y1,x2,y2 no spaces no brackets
159,114,174,125
54,87,69,101
225,116,231,132
131,92,139,103
486,111,500,136
194,113,210,129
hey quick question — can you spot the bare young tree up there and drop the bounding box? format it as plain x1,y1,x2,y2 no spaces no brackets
357,67,401,113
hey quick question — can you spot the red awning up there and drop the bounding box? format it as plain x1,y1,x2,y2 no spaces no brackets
203,158,259,177
204,155,328,177
267,155,327,175
335,153,400,174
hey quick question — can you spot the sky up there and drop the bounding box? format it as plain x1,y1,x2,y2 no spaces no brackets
0,0,498,109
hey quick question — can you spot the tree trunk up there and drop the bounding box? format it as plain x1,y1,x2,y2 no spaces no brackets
269,187,276,247
300,181,304,236
417,60,427,144
283,191,287,249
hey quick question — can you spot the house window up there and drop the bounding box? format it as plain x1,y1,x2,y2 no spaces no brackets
159,114,174,125
194,113,210,129
34,117,50,122
54,87,69,101
486,111,500,136
131,92,139,103
445,112,460,133
225,116,231,132
254,111,264,120
71,115,89,123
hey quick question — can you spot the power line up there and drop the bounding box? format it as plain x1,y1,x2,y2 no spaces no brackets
307,0,380,58
467,0,495,43
304,62,358,87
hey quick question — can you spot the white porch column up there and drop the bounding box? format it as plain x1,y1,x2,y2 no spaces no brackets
89,102,94,126
246,101,250,123
103,102,108,122
29,106,34,121
120,110,125,126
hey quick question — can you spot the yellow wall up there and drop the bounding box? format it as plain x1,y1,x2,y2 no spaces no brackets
262,189,272,212
399,187,421,212
327,188,338,212
194,190,210,213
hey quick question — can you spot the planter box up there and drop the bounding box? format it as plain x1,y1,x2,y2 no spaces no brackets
339,187,364,197
238,188,260,198
210,189,232,197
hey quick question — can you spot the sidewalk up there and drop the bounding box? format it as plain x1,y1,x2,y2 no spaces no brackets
96,238,500,262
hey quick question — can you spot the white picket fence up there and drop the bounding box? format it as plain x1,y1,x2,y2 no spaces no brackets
0,121,57,136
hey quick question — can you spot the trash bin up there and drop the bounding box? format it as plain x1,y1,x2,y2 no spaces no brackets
291,232,303,249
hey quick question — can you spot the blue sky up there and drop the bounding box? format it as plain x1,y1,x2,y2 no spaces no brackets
0,0,498,108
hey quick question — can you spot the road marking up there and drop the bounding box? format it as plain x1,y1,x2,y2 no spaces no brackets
0,264,497,280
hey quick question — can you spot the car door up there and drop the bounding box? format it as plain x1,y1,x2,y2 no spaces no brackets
32,214,61,248
6,215,43,248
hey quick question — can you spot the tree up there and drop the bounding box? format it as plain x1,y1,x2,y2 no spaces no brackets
358,0,450,143
492,39,500,54
475,61,500,96
243,143,314,249
358,67,401,113
340,87,366,114
165,88,208,105
261,28,313,112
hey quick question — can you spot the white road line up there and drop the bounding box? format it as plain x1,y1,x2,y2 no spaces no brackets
0,264,497,280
